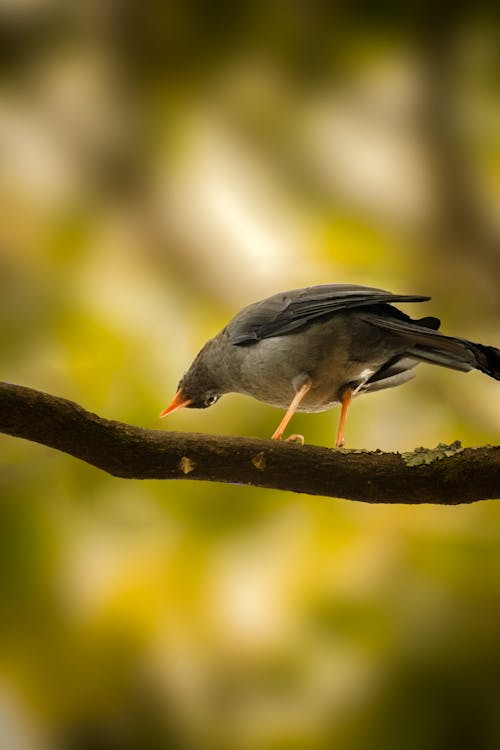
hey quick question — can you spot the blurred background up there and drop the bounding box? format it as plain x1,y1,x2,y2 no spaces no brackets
1,1,500,748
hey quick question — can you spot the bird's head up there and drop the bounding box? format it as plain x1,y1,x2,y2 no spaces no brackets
160,344,223,417
160,381,220,416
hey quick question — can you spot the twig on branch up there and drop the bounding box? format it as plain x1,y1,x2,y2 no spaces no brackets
0,382,499,504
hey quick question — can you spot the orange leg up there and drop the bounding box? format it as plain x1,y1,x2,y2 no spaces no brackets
271,383,311,441
335,388,353,448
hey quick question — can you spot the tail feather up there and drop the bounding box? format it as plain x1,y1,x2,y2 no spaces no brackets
407,345,474,373
362,313,500,381
409,339,500,381
472,343,500,380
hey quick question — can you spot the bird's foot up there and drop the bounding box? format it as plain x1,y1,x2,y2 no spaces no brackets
285,433,305,445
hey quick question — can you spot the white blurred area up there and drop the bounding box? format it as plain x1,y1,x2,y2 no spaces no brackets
155,109,321,301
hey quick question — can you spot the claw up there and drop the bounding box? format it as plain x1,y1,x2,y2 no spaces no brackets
285,433,305,445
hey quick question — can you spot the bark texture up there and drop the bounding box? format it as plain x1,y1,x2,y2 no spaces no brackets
1,382,499,504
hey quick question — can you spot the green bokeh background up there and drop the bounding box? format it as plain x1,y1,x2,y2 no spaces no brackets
1,3,500,749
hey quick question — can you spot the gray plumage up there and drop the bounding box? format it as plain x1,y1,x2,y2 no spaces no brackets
162,284,500,443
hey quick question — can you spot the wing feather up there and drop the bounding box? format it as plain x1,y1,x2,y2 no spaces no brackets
227,284,430,345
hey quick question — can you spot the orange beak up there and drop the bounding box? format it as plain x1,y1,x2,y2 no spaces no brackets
160,389,193,417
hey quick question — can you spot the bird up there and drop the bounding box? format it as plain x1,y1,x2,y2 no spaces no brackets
160,284,500,447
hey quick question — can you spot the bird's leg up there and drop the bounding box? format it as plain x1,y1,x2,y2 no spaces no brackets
271,382,311,441
335,387,353,448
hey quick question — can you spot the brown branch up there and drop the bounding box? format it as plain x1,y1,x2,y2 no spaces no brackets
1,382,499,504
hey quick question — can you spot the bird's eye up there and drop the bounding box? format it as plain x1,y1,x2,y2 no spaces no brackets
205,394,219,406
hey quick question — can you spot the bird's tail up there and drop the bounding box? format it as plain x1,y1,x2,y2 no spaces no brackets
409,339,500,381
474,343,500,380
364,313,500,381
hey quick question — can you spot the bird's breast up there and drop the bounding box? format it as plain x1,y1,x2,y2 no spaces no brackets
224,315,393,411
229,333,351,411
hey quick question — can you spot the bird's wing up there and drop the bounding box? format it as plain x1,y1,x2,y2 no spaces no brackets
227,284,430,345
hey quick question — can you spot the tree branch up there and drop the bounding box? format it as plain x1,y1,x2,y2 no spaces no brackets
1,382,499,504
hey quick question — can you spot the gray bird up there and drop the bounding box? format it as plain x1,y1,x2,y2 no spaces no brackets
160,284,500,446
